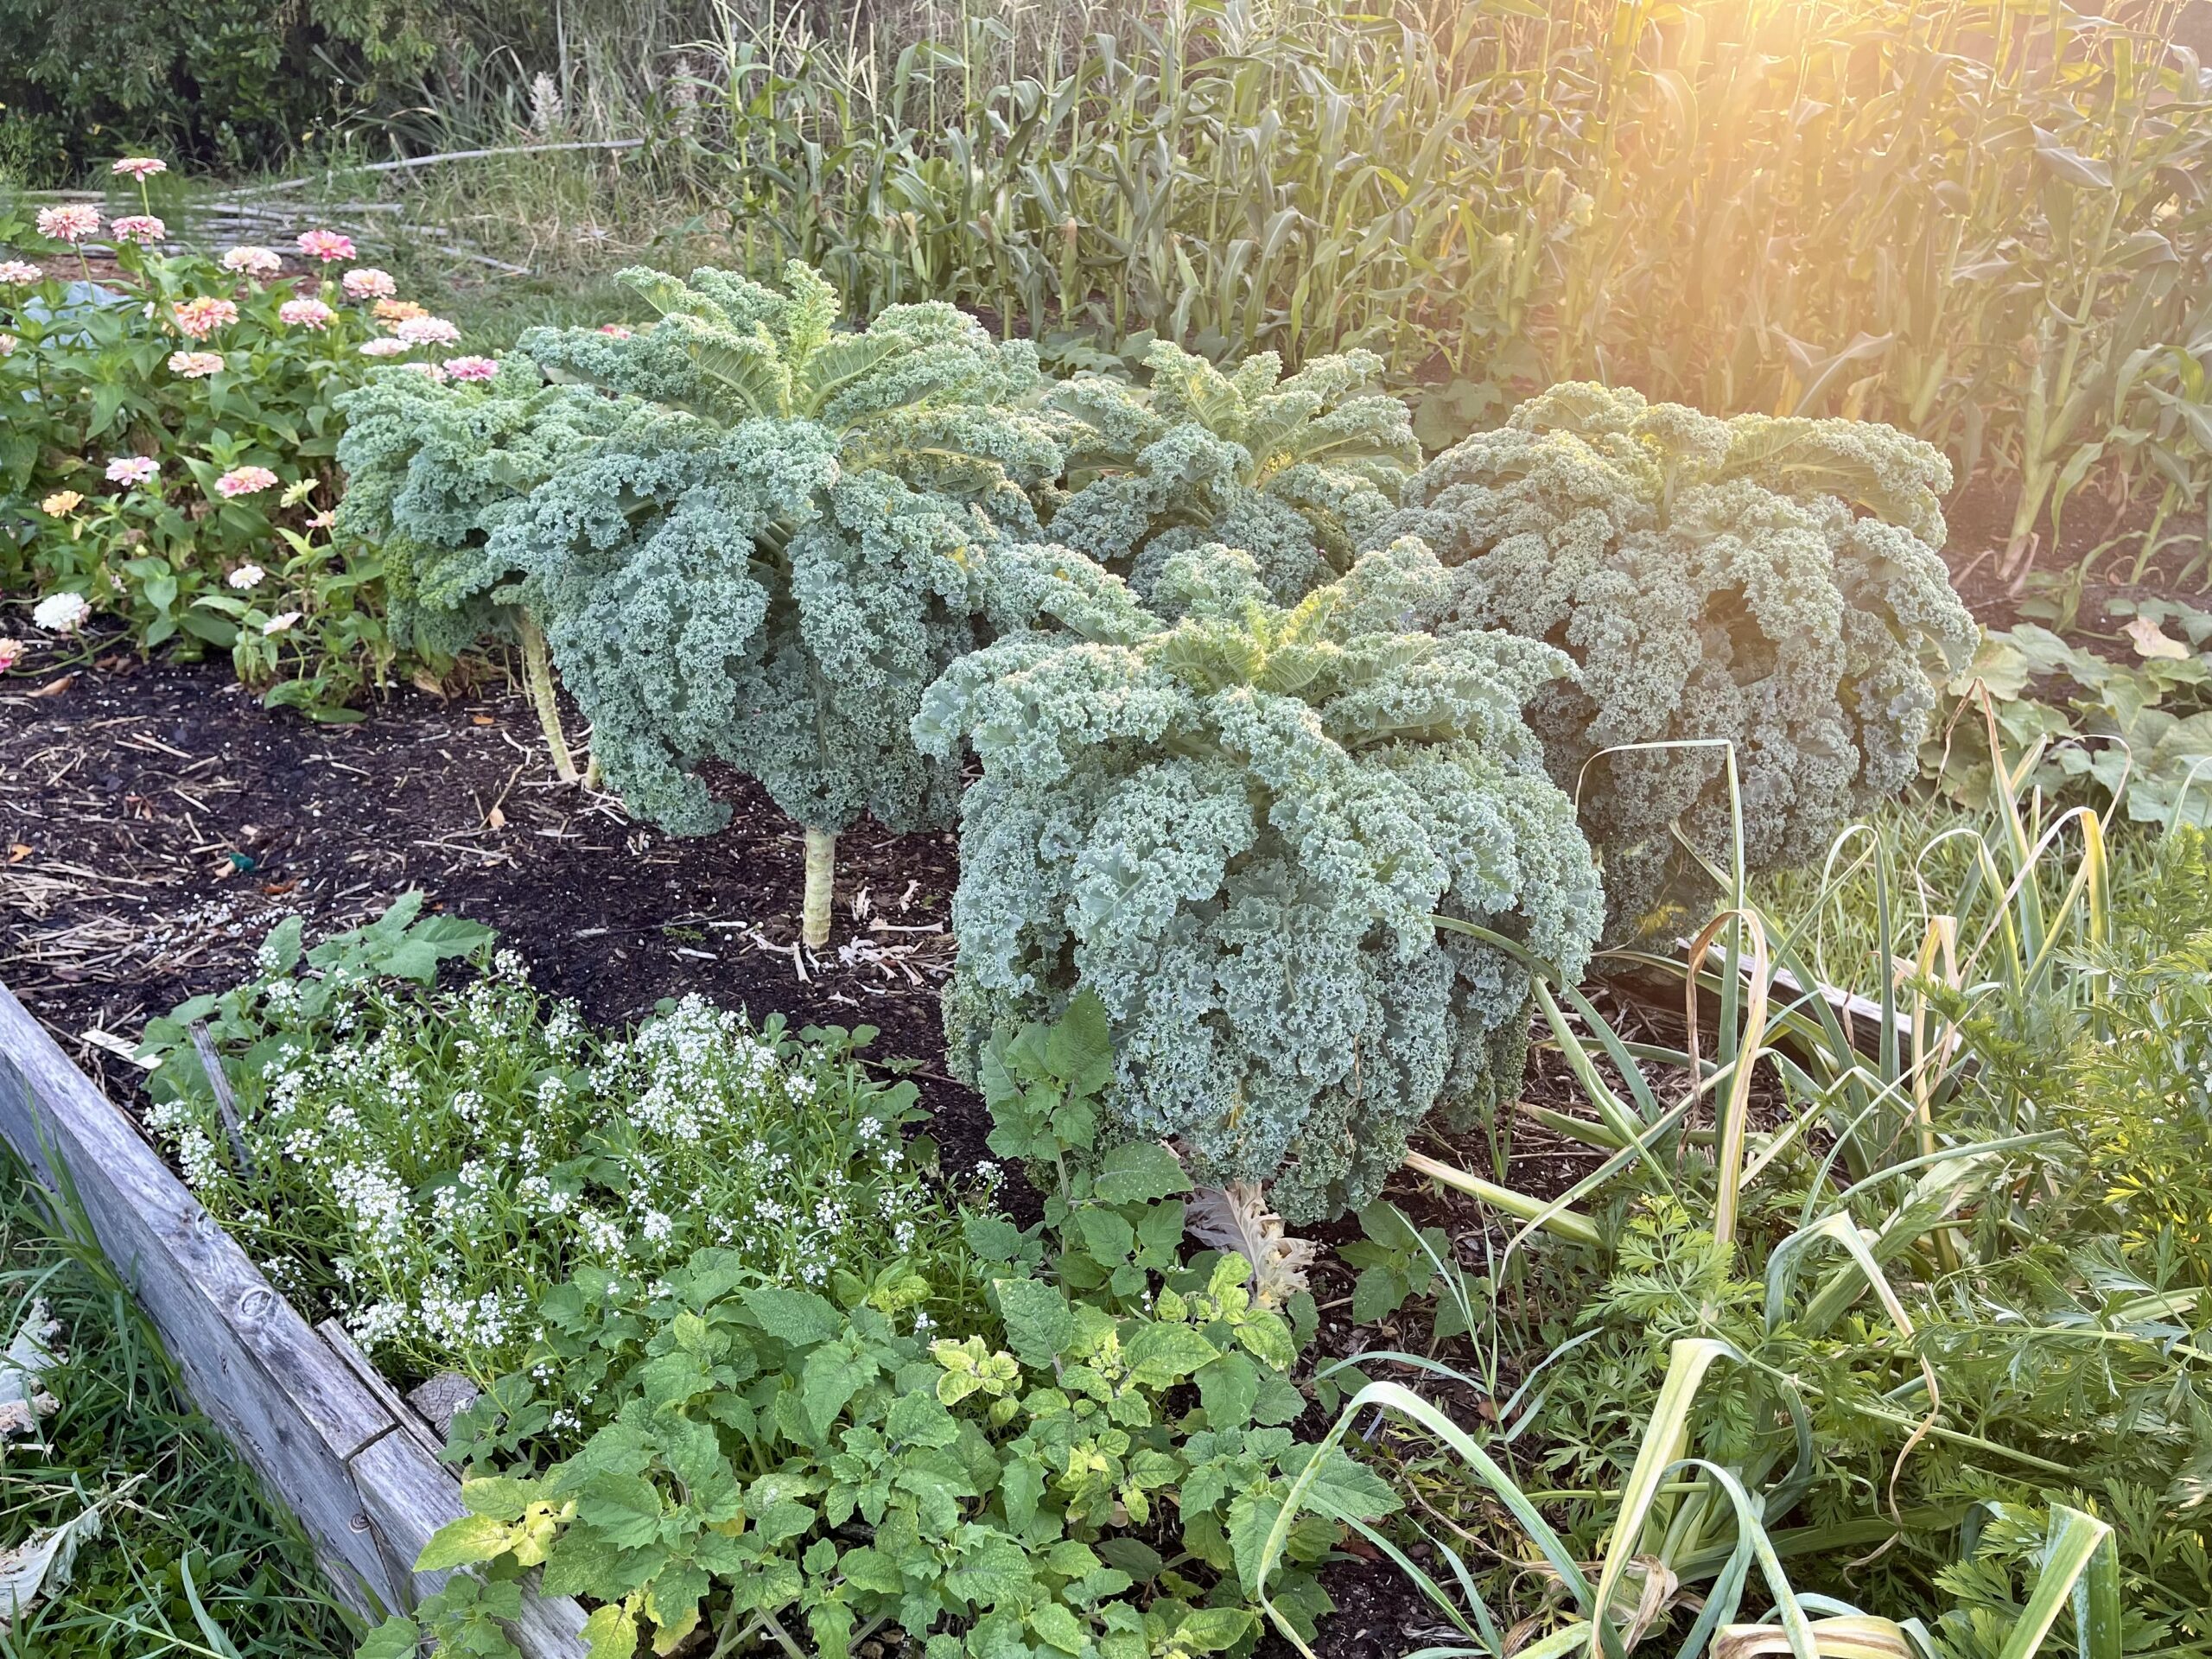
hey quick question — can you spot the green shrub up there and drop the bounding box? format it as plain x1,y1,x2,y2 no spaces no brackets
915,535,1604,1222
137,898,968,1388
370,995,1393,1659
1377,382,1979,931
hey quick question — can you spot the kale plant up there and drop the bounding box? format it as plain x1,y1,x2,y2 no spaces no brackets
487,263,1066,945
336,366,639,780
1045,340,1419,608
1376,382,1978,931
915,535,1605,1223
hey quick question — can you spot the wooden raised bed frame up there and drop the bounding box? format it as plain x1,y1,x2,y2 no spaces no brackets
0,981,587,1657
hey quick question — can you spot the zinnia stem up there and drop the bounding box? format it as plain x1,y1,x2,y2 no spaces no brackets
802,828,837,950
515,613,580,784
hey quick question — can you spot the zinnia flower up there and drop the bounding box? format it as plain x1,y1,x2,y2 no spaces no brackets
0,335,14,358
221,246,283,277
278,297,335,330
40,490,83,516
261,611,302,636
168,351,225,378
305,511,336,529
341,268,397,300
597,323,634,339
0,639,21,674
105,455,158,486
111,157,168,181
296,230,356,263
31,593,91,634
172,296,239,339
373,298,427,323
215,465,280,499
0,261,43,284
35,205,100,244
227,563,265,589
399,361,449,381
442,355,498,381
358,339,410,358
393,315,461,346
108,214,165,245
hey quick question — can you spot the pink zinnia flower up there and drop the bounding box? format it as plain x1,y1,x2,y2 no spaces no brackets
105,455,158,486
0,639,21,673
278,297,335,330
168,351,225,378
215,466,280,499
597,324,634,339
296,230,356,263
393,315,461,346
111,157,168,181
358,339,410,358
0,261,43,284
35,205,100,244
442,356,498,381
221,246,283,276
340,267,396,300
108,214,166,246
171,296,239,339
0,335,14,358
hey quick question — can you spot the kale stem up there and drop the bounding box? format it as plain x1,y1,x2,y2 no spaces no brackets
802,826,837,950
515,612,580,783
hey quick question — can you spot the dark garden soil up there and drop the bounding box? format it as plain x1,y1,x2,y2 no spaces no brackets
0,646,1758,1659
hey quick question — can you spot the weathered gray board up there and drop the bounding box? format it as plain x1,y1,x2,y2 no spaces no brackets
0,981,587,1657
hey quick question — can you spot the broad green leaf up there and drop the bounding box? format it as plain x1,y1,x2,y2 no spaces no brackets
993,1276,1075,1369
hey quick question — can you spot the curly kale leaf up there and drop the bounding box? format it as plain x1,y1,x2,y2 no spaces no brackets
1045,340,1419,607
518,260,1063,530
1376,382,1977,932
334,365,639,656
918,537,1603,1222
496,411,988,839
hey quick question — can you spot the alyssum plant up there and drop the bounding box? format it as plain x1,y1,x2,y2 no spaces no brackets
1378,382,1980,934
915,533,1605,1223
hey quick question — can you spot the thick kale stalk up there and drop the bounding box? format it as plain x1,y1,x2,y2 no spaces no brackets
1044,340,1419,607
471,263,1065,948
917,536,1605,1222
1376,382,1979,933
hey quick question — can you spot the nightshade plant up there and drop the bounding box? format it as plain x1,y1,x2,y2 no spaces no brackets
335,368,639,779
915,535,1605,1223
486,261,1066,945
1046,340,1419,607
369,996,1393,1659
1376,382,1979,931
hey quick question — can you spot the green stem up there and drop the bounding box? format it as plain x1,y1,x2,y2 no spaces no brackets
802,827,837,950
515,613,579,784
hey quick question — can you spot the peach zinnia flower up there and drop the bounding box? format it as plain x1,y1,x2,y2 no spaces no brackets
442,356,499,381
221,246,283,276
0,262,38,284
168,351,225,378
358,339,410,358
215,466,280,499
279,297,335,330
105,455,158,486
393,315,461,346
108,214,165,245
341,267,397,300
40,490,83,516
111,157,168,181
172,296,239,339
35,205,100,244
373,298,427,323
400,361,449,382
296,229,356,263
